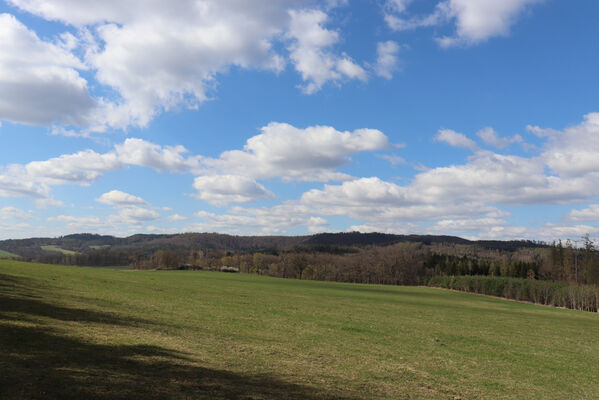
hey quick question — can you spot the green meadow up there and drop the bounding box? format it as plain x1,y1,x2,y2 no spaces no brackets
40,245,79,255
0,249,20,259
1,260,598,399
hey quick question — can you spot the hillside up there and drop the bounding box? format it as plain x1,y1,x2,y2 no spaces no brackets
1,260,597,399
0,231,548,262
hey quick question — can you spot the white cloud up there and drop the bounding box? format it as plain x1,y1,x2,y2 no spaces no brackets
6,1,296,128
0,122,388,212
434,129,478,151
96,190,148,207
35,197,65,209
411,152,593,205
302,177,409,207
115,138,200,173
379,154,406,165
533,224,599,242
192,209,309,235
49,214,105,229
25,150,122,185
385,0,544,47
541,112,599,177
192,175,275,206
0,206,32,220
287,9,367,94
349,222,422,235
374,41,400,80
0,171,49,198
300,176,500,223
5,1,373,130
201,122,389,182
114,206,160,224
94,189,160,224
436,0,544,47
431,217,509,233
0,13,96,127
385,0,413,13
184,200,332,235
476,127,522,149
168,214,188,222
566,204,599,222
385,10,442,32
49,205,160,232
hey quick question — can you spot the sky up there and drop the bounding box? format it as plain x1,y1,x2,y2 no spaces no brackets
0,0,598,242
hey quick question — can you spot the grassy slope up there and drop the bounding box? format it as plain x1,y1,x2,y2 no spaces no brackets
40,245,79,255
0,249,20,259
1,260,598,400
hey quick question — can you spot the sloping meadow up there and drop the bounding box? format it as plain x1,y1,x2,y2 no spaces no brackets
1,260,598,399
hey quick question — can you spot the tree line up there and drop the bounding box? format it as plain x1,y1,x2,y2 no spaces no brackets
132,239,599,286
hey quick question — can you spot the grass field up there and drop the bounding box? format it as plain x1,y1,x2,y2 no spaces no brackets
40,245,79,255
1,260,598,399
0,249,20,259
89,245,110,250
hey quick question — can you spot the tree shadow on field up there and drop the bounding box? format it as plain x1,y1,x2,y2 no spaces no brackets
0,273,357,400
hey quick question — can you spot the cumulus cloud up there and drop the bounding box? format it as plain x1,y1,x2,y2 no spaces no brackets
191,202,329,235
0,171,49,198
25,150,122,185
0,13,96,127
94,189,160,224
374,41,400,79
0,138,197,204
541,112,599,177
431,217,509,233
188,112,599,237
300,176,499,223
287,9,367,94
4,1,377,130
192,175,275,206
49,215,105,229
566,204,599,222
411,152,593,205
6,1,294,128
50,206,160,232
35,198,65,209
384,0,545,47
436,0,545,47
0,206,32,220
476,127,523,149
0,121,388,212
302,177,409,207
168,214,188,222
532,224,599,242
434,129,478,151
115,138,200,173
96,190,148,207
201,122,389,181
114,206,160,224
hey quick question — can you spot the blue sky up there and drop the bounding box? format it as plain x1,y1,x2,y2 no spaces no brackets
1,0,598,241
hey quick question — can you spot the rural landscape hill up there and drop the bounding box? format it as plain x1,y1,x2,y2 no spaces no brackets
0,231,547,262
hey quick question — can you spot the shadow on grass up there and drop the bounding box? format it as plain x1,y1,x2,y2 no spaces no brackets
0,274,356,400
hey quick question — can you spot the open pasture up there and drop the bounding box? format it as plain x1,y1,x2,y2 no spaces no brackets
1,260,597,399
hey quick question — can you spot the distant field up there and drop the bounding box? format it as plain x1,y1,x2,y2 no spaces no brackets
1,260,598,399
89,245,110,250
40,245,79,255
0,249,20,259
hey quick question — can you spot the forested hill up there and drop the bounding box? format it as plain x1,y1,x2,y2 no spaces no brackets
0,231,547,261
